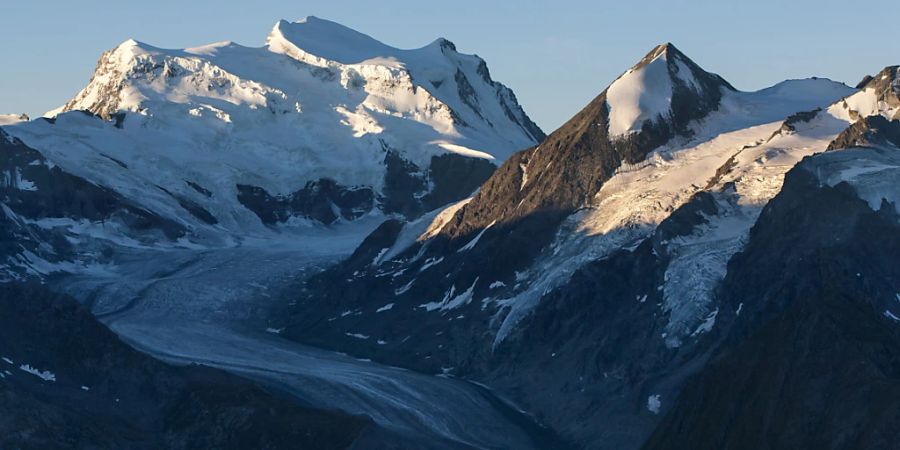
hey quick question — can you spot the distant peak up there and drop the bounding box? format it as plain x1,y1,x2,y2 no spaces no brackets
267,16,398,65
636,42,691,68
428,37,457,52
650,42,677,57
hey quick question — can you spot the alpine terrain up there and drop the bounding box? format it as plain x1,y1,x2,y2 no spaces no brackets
2,15,899,450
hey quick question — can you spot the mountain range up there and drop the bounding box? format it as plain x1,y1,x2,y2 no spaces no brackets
2,16,899,450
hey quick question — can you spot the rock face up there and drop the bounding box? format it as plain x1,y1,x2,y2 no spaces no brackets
827,114,900,150
0,282,371,450
279,48,900,449
425,43,733,283
644,149,900,450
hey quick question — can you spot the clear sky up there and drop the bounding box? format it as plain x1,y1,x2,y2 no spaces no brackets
1,0,895,131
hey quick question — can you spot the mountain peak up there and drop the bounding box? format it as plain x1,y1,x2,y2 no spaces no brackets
645,42,677,60
604,42,732,137
268,17,406,65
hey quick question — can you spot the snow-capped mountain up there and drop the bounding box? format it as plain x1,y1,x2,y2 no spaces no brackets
0,16,543,280
7,16,542,233
278,44,900,448
4,20,900,449
0,18,562,450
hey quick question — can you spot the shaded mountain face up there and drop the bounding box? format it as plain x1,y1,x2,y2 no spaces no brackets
427,43,734,281
279,47,900,448
0,282,371,450
0,128,185,281
644,147,900,450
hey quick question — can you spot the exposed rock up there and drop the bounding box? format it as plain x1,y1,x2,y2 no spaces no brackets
644,152,900,450
236,180,374,225
827,114,900,150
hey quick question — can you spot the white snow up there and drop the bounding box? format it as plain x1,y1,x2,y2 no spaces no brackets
394,279,415,296
420,279,478,311
2,168,38,191
376,303,394,313
0,114,28,126
606,48,674,137
1,357,12,365
690,308,719,337
647,394,662,414
457,221,494,252
3,17,538,249
19,364,56,382
814,147,900,215
489,77,856,347
419,256,444,273
828,86,900,123
345,332,370,339
418,198,472,242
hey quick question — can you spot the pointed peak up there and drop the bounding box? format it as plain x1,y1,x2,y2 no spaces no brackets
650,42,678,57
428,37,457,53
633,42,693,69
603,42,733,137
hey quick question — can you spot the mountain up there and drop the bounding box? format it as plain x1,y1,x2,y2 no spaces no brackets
6,16,541,239
644,140,900,450
276,44,900,448
4,22,900,449
0,18,568,450
0,16,543,279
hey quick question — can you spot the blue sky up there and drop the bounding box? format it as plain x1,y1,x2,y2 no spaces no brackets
1,0,895,131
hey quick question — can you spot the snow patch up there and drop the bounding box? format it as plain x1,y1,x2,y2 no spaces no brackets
457,221,495,252
606,51,673,137
19,364,56,382
647,394,661,414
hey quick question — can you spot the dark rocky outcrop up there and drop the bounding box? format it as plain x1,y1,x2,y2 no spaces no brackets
0,282,371,450
644,154,900,450
381,150,496,219
827,114,900,150
767,108,822,141
237,180,374,225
